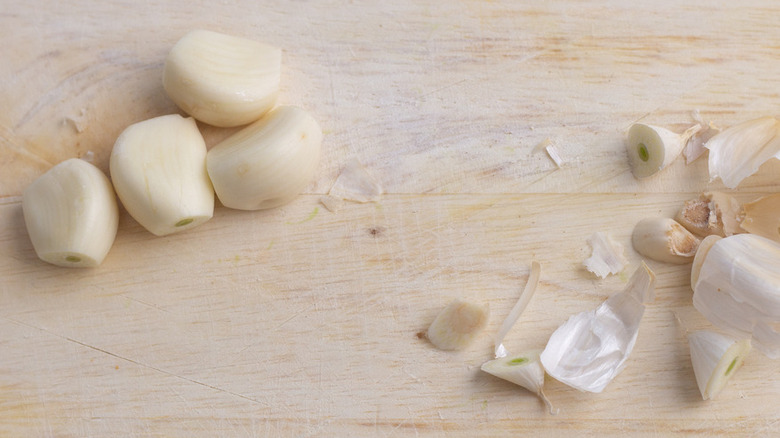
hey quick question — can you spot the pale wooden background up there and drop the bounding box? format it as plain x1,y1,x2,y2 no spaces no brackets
2,1,779,436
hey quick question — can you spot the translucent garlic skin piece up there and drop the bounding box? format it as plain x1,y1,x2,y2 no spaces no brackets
584,232,626,279
692,234,780,358
540,263,655,393
705,116,780,189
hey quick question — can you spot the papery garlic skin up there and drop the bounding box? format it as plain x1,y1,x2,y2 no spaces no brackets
22,158,119,268
739,193,780,243
540,263,655,393
110,114,214,237
632,217,700,264
207,105,322,211
705,116,780,189
426,299,489,351
584,232,626,279
691,234,780,358
688,330,751,400
163,30,281,127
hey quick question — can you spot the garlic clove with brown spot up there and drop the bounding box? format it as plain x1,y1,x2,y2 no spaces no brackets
632,217,701,264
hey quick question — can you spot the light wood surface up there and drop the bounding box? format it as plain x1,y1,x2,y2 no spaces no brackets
2,1,779,436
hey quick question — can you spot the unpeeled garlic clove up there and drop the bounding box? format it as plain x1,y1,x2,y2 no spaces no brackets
632,217,700,264
426,299,489,351
110,114,214,236
676,191,741,238
206,105,322,211
22,158,119,268
163,30,282,127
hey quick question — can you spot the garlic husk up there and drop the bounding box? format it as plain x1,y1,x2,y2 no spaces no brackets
540,262,655,393
110,114,214,236
688,330,751,400
631,217,700,264
328,158,383,203
426,299,489,351
705,116,780,189
691,234,780,358
739,193,780,243
684,116,721,164
22,158,119,268
494,261,541,358
481,351,555,413
584,232,627,279
690,235,721,287
627,123,699,178
206,105,323,211
163,30,281,127
676,191,741,238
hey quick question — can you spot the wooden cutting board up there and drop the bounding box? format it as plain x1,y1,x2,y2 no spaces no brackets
2,1,779,436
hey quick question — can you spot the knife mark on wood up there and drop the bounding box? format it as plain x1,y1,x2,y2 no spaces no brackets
1,315,270,407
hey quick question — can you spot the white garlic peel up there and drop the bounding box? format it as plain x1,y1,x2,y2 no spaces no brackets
705,116,780,189
626,123,699,178
163,30,281,127
688,330,751,400
631,217,700,264
481,351,555,413
328,158,383,203
739,193,780,243
691,234,780,358
207,105,322,211
22,158,119,268
426,299,489,351
676,192,741,238
494,261,541,358
540,262,656,393
584,232,627,279
110,114,214,237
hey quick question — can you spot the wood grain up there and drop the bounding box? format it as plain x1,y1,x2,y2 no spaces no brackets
1,1,779,436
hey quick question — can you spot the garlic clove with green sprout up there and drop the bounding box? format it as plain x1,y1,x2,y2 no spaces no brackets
163,30,281,127
206,105,322,211
688,330,751,400
22,158,119,268
691,233,780,358
481,351,555,413
626,123,700,178
110,114,214,237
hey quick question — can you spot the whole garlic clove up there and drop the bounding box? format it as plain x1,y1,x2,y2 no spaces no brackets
426,299,489,351
110,114,214,237
163,30,282,127
22,158,119,268
632,217,701,264
206,105,322,211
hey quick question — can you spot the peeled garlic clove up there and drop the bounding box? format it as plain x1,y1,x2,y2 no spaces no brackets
676,191,741,238
163,30,281,127
627,123,699,178
22,158,119,268
631,217,701,264
688,330,751,400
207,105,322,211
705,116,780,189
691,234,780,358
739,193,780,243
110,114,214,236
426,299,489,351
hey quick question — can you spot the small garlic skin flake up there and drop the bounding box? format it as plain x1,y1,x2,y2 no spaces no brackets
584,232,626,279
540,263,655,393
692,234,780,358
328,158,383,203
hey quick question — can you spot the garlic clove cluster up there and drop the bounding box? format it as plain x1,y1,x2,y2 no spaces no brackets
110,114,214,236
163,30,282,128
206,105,322,211
22,158,119,268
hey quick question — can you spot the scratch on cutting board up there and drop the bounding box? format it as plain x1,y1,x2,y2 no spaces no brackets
1,315,270,407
